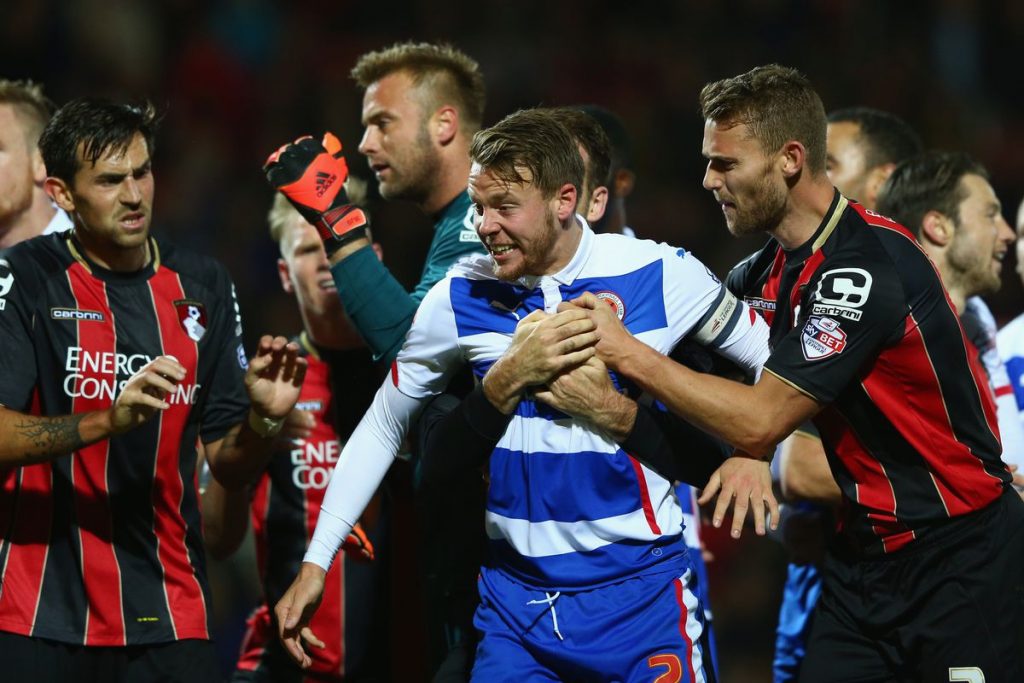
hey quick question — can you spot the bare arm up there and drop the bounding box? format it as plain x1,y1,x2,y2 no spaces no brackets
779,432,842,506
0,355,187,466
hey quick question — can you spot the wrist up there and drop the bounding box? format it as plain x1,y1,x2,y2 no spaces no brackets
328,236,372,264
248,409,285,438
593,392,638,442
299,561,327,582
482,358,523,414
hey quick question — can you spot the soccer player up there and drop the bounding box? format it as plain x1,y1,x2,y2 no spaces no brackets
212,194,386,682
267,43,489,677
0,79,72,247
568,64,1024,681
268,108,770,681
0,98,305,682
772,106,922,683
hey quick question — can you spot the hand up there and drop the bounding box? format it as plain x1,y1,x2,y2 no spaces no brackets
534,356,637,441
341,523,375,562
245,336,308,420
275,562,327,669
558,292,640,371
698,455,779,539
264,133,369,255
483,310,598,413
109,355,187,434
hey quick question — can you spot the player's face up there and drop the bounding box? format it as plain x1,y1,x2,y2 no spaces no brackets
280,216,345,321
359,71,441,206
469,162,571,282
1016,200,1024,287
826,121,871,206
59,132,153,262
702,120,787,237
0,105,37,228
947,173,1014,297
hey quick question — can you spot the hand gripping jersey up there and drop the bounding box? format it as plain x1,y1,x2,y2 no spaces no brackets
0,232,249,646
728,193,1010,557
306,222,769,590
237,335,385,680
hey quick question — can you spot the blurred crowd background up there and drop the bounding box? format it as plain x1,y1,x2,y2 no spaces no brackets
6,1,1024,679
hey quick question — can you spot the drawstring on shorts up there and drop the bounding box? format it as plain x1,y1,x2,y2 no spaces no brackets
526,591,563,640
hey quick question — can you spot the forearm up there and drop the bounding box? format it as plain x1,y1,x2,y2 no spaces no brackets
779,433,842,506
0,406,115,465
329,245,417,364
205,412,278,491
621,404,729,488
616,342,791,457
201,476,250,561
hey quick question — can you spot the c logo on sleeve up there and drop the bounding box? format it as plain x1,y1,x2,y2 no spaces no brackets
810,268,872,321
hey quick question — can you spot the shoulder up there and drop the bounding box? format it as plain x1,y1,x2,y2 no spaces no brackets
0,233,72,282
726,239,778,295
997,314,1024,354
158,238,234,290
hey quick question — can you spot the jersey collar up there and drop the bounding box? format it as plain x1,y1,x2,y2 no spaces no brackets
783,190,848,261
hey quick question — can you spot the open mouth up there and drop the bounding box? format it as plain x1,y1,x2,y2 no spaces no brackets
120,213,146,229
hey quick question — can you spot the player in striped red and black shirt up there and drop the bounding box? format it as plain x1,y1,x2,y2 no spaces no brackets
0,98,306,683
571,65,1024,681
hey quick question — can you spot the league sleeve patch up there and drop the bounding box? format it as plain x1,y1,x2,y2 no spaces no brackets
801,315,847,361
0,259,14,311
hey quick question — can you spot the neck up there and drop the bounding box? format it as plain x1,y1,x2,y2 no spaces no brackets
938,266,968,314
542,216,585,275
0,193,57,249
419,142,472,215
75,229,150,272
770,175,836,251
302,310,365,351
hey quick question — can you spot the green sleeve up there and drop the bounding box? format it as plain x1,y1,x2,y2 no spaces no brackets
410,230,486,305
330,245,417,364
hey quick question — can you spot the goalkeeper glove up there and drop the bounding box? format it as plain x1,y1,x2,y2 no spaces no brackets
340,522,375,562
264,133,369,256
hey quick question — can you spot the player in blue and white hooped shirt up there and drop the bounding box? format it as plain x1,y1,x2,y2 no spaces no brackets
274,109,770,681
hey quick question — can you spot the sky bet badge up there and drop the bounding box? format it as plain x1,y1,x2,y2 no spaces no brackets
174,299,207,342
801,315,847,361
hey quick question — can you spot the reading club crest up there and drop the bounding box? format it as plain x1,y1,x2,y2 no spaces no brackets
594,291,626,320
174,299,208,342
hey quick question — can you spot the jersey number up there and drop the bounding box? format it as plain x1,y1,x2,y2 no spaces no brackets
949,667,985,683
648,654,682,683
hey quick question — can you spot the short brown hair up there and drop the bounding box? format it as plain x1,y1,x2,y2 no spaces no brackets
470,109,584,201
700,64,827,174
0,79,55,145
545,107,611,192
351,42,486,134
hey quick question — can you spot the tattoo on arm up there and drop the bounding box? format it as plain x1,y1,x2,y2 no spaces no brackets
15,414,87,460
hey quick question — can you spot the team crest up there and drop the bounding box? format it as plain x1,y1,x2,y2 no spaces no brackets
174,299,208,342
801,315,847,361
594,291,626,320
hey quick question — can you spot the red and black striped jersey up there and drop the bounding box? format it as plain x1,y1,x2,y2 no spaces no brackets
0,232,249,645
728,193,1009,556
238,335,386,680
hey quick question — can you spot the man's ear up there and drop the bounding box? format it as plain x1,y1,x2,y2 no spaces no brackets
864,163,896,209
432,105,458,146
779,141,806,178
31,148,47,185
556,182,578,222
45,176,74,212
277,258,294,295
585,186,609,223
920,210,952,248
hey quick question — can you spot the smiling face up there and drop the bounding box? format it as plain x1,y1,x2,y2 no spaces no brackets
358,70,441,207
469,162,577,282
701,119,787,237
946,173,1015,298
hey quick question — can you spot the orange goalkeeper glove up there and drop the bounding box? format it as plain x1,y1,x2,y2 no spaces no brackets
264,133,369,256
340,522,375,563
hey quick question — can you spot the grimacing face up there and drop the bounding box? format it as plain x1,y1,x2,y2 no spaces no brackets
946,173,1014,298
358,70,441,206
469,162,564,282
279,215,345,320
701,119,787,238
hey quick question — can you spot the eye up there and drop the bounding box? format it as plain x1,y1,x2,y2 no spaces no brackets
473,203,483,216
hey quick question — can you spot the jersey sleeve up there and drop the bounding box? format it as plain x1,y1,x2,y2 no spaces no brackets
199,271,250,443
390,277,464,400
662,246,769,379
0,252,40,411
765,255,906,403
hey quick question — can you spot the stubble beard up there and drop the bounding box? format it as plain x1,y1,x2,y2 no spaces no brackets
492,208,560,282
728,165,787,238
378,123,441,207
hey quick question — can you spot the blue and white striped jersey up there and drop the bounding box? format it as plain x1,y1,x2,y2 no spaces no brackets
392,224,769,589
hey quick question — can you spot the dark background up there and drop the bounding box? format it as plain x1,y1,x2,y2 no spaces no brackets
7,1,1023,679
